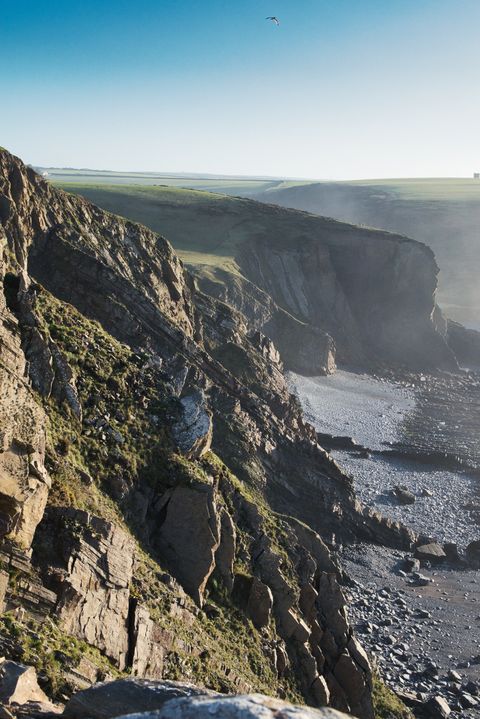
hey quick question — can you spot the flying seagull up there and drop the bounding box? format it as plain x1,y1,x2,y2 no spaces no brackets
266,16,280,25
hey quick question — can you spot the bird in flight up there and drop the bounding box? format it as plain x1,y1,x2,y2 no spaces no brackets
266,16,280,26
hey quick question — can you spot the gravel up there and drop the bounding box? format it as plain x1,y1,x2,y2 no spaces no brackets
288,370,414,450
288,370,480,546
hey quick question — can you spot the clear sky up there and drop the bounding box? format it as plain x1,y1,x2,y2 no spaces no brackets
1,0,479,179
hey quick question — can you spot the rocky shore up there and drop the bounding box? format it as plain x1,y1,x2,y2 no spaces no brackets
290,368,480,716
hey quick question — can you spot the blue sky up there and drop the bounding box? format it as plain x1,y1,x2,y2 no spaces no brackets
1,0,479,178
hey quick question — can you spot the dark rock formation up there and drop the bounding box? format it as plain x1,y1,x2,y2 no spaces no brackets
152,483,220,606
446,319,480,368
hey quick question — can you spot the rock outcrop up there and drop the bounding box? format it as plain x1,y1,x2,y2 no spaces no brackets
0,148,412,716
0,231,51,550
236,221,458,371
152,482,220,606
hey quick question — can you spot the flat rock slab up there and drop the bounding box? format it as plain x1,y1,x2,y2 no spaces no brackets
63,679,216,718
414,543,447,562
113,693,353,719
0,660,49,706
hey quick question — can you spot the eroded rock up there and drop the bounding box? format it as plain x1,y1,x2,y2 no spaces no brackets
0,660,49,707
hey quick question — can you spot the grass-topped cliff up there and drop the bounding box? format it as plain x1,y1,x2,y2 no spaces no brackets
56,181,460,373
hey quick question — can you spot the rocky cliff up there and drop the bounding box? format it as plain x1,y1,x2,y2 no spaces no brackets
0,149,413,717
61,184,460,374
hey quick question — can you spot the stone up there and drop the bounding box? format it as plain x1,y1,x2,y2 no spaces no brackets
347,637,371,673
247,577,273,629
0,660,49,706
0,570,8,612
215,507,236,592
112,693,354,719
393,486,415,505
466,540,480,567
154,483,220,606
414,543,447,563
171,389,212,459
63,679,216,718
443,543,461,563
448,669,462,682
311,676,331,706
459,693,478,709
403,557,420,573
130,604,166,680
275,645,289,677
425,695,451,718
51,510,134,669
333,653,369,718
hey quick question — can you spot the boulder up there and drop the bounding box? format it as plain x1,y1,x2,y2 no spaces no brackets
425,695,451,718
51,509,134,669
63,679,215,719
153,483,220,606
172,390,212,459
215,507,236,592
466,540,480,567
112,693,353,719
403,557,420,573
393,486,415,505
0,660,49,706
414,543,447,563
247,577,273,629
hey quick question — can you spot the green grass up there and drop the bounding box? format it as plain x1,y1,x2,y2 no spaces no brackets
345,177,480,202
46,167,302,195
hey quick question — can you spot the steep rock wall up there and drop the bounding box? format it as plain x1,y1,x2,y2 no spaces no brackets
237,221,458,371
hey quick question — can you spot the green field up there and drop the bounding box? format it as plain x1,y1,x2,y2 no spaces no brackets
43,167,311,196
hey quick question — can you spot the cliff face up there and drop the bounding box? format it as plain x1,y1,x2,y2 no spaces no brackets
236,213,458,372
0,149,412,716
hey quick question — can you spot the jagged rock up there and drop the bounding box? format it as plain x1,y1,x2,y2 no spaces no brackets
172,390,212,459
49,509,134,669
278,608,311,643
443,542,461,563
275,644,289,677
153,483,220,606
0,243,51,549
247,577,273,629
311,676,331,706
446,319,480,368
215,507,236,592
130,604,166,680
414,543,447,563
333,653,369,719
347,637,371,674
403,557,420,572
426,695,451,718
63,679,215,718
113,693,353,719
0,660,49,706
0,569,8,611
